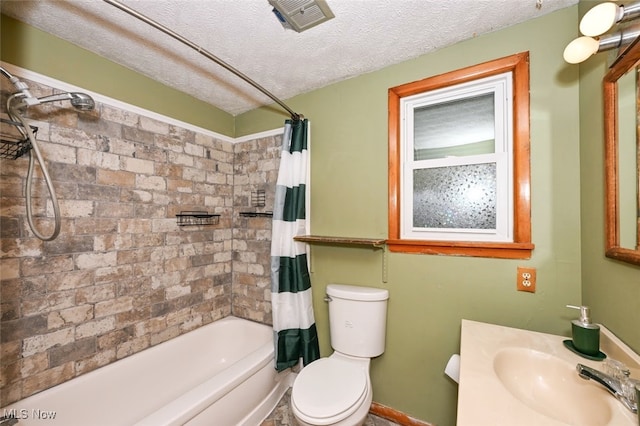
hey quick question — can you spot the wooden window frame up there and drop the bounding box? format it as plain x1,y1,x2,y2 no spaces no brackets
387,52,534,259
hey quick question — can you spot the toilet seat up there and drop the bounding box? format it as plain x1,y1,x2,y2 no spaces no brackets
292,357,368,423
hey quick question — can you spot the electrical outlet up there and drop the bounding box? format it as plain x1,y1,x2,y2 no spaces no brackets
517,267,536,293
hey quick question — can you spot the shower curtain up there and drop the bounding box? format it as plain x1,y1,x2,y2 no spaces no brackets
271,118,320,371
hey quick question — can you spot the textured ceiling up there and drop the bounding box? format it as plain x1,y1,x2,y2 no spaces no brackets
1,0,577,116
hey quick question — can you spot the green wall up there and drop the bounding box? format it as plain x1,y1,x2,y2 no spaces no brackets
0,14,235,137
3,4,639,425
240,8,584,425
577,1,640,356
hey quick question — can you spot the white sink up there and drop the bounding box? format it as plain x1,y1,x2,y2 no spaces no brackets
457,320,640,426
493,347,612,426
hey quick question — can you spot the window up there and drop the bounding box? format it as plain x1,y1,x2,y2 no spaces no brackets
387,52,533,259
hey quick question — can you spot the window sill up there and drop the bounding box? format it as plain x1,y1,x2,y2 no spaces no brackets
294,235,533,259
385,239,534,259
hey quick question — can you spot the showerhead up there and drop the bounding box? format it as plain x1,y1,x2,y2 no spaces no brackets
33,92,95,111
69,93,95,111
2,68,96,111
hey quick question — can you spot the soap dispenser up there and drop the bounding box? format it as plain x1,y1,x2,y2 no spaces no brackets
566,305,600,357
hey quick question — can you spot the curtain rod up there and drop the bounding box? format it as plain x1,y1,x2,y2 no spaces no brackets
102,0,302,121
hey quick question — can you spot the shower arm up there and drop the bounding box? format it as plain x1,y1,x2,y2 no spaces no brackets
102,0,303,121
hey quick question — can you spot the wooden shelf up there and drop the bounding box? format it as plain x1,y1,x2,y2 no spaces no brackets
294,235,388,283
294,235,386,248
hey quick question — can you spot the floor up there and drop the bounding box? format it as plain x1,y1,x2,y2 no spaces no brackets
261,389,401,426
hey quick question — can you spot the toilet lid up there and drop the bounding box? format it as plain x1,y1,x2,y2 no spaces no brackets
292,358,367,420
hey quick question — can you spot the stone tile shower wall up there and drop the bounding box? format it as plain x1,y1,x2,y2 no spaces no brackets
0,75,238,406
232,136,282,325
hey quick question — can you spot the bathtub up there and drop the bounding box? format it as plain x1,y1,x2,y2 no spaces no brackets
2,316,293,426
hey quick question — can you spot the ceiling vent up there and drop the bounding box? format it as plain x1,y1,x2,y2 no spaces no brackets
269,0,335,32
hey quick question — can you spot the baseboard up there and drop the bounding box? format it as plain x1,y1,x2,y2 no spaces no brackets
370,402,434,426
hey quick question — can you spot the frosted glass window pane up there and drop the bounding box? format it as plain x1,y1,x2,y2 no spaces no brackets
413,163,496,229
414,93,495,160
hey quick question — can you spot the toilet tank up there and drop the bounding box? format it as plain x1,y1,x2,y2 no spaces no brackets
326,284,389,358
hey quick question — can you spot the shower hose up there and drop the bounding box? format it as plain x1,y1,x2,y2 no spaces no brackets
7,94,61,241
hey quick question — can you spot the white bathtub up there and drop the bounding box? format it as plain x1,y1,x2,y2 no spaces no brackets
2,316,293,426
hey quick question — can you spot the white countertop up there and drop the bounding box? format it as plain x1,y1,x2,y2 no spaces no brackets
457,320,639,426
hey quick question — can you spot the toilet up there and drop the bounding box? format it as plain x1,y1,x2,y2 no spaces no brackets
291,284,389,426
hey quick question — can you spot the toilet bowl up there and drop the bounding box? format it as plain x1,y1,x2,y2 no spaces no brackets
291,353,372,426
290,284,389,426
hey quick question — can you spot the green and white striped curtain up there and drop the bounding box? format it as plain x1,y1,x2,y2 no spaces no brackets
271,119,320,372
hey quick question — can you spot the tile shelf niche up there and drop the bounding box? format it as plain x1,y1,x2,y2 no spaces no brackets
239,211,273,217
294,235,388,282
176,211,220,226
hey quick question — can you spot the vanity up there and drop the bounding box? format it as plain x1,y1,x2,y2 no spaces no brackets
457,320,640,426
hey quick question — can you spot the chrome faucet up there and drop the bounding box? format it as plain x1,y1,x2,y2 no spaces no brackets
577,363,639,414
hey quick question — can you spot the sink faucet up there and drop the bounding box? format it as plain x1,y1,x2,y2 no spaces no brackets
576,363,638,414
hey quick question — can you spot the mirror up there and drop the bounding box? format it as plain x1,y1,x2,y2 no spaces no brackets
603,37,640,265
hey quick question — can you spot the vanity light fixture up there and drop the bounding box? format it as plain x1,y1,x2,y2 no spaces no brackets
564,1,640,64
564,25,640,64
580,1,640,37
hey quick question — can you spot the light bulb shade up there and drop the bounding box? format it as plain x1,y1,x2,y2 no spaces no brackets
563,36,600,64
580,2,621,37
